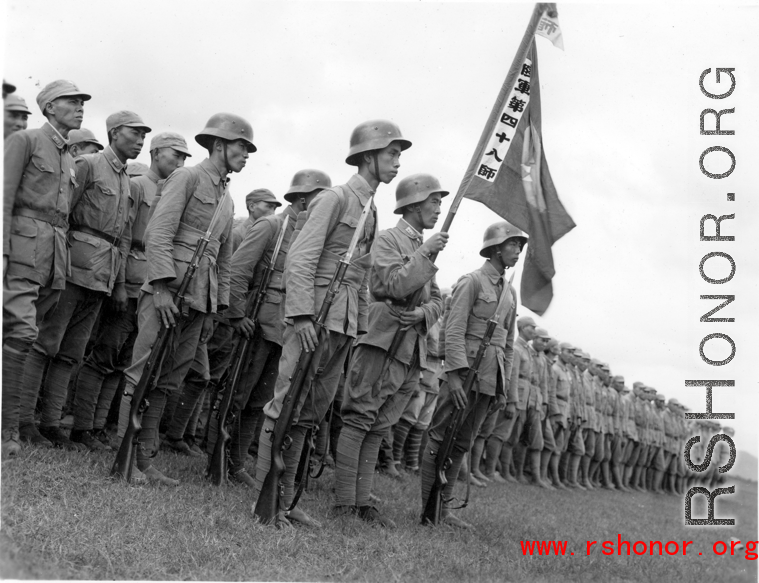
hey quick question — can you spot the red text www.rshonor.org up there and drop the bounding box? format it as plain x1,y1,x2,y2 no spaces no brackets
520,535,759,559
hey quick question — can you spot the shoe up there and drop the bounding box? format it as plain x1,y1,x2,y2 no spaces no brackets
531,476,552,490
1,429,21,460
18,423,52,448
472,469,490,483
38,426,83,451
357,505,396,528
141,465,180,486
331,505,357,518
442,511,474,530
552,480,567,490
486,472,507,484
381,462,402,480
70,429,109,451
164,437,203,457
284,506,322,528
230,468,256,488
93,428,112,449
469,474,487,488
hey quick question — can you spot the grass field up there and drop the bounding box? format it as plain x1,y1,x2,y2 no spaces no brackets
1,444,756,582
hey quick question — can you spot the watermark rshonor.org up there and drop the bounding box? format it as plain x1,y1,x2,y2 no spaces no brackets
684,68,738,526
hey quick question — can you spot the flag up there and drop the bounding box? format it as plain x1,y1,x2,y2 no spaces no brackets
455,3,574,315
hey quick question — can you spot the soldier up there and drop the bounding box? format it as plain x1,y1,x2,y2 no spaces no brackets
3,79,90,457
620,382,639,488
116,113,252,485
68,128,104,157
535,331,558,488
218,169,331,485
560,345,586,488
500,316,536,484
545,338,570,489
18,110,147,450
70,132,191,451
608,374,629,491
254,120,408,527
163,187,279,456
334,173,446,527
576,351,596,489
420,221,522,529
4,94,32,139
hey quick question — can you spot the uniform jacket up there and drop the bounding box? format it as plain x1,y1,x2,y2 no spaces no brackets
125,169,161,298
69,146,133,293
284,174,376,338
356,218,442,369
444,260,517,399
540,352,559,417
143,158,234,313
226,205,299,346
569,365,587,424
592,376,607,433
581,369,596,430
509,336,533,411
4,123,74,289
551,359,572,427
231,217,253,252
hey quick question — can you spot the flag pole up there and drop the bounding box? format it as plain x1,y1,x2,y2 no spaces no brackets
439,2,551,238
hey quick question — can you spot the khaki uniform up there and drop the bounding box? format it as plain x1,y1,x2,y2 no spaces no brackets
122,158,234,466
506,337,541,449
3,123,74,433
255,174,375,506
551,359,572,452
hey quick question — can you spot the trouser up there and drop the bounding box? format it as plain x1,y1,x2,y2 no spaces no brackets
71,298,138,431
121,292,206,467
420,379,493,509
400,389,439,430
20,282,104,429
255,325,352,505
566,423,585,456
2,272,61,433
168,320,236,444
335,344,421,506
509,407,544,451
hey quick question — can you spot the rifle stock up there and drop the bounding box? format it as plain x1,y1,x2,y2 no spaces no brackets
254,197,373,525
110,189,230,482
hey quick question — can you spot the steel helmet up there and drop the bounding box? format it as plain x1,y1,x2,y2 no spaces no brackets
195,113,256,153
393,173,448,214
284,169,332,202
479,221,528,257
345,119,411,166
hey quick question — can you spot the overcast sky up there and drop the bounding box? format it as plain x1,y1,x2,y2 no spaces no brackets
5,1,758,460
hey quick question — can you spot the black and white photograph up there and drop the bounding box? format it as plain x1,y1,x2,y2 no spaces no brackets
2,1,758,581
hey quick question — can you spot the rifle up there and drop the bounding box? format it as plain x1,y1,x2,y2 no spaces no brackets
421,272,515,525
254,196,374,526
206,215,290,485
110,189,231,482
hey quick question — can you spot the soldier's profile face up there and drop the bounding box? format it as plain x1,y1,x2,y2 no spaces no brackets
154,147,186,179
496,237,523,268
224,138,250,173
250,200,278,221
417,192,443,229
113,126,146,161
520,324,536,340
47,96,84,131
374,141,402,184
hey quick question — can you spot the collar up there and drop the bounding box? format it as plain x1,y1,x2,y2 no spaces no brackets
42,122,68,150
145,168,161,184
346,173,375,206
284,205,299,220
397,218,423,242
516,336,529,348
103,146,126,173
480,260,505,285
199,157,225,186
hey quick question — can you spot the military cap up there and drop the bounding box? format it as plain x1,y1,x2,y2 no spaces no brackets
547,338,559,352
590,358,602,366
149,131,191,156
126,162,150,177
534,327,550,339
632,381,645,388
579,351,591,360
612,375,624,383
622,385,631,392
655,394,665,401
36,79,91,114
5,94,32,114
3,79,16,95
600,363,611,371
517,316,536,329
106,110,151,134
559,341,574,351
68,128,103,150
245,188,281,208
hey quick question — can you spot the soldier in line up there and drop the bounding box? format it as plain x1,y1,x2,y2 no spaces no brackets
162,187,280,456
4,94,32,139
608,375,629,491
221,170,331,485
333,173,446,527
420,221,523,529
70,132,191,451
535,332,558,488
67,128,104,157
116,113,251,484
544,338,570,489
18,107,143,451
619,382,638,489
254,120,407,528
3,80,90,457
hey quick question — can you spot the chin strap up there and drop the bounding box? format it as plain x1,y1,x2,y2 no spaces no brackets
222,141,232,174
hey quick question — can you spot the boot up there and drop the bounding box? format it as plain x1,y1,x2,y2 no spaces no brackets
470,436,489,482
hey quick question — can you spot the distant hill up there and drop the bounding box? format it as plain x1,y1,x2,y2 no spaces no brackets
731,450,758,483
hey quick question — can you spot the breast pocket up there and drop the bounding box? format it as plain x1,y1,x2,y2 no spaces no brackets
24,155,55,196
185,190,216,231
472,289,497,319
332,214,359,249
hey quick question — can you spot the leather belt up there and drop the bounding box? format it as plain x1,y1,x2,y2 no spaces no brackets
14,207,69,229
131,239,145,252
71,224,120,247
